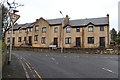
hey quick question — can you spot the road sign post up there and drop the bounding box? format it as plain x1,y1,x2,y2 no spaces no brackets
8,13,20,64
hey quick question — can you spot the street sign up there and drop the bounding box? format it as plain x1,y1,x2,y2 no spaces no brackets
8,13,20,24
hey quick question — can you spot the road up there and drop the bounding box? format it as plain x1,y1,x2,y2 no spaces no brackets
12,50,118,79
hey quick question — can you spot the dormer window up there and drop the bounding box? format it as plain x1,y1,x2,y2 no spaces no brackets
66,27,71,33
88,26,93,32
19,29,22,33
8,31,11,34
35,25,39,31
54,27,58,33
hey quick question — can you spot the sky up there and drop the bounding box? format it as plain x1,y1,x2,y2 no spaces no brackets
6,0,119,31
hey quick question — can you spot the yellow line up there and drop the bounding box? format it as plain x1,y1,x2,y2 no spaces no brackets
25,62,33,72
21,60,30,78
18,54,43,80
34,70,43,80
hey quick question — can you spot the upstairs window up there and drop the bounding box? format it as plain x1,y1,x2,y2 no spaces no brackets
54,27,58,33
29,28,32,32
100,26,104,31
42,27,46,33
35,25,39,31
66,27,71,33
88,37,94,44
8,31,11,34
88,26,93,32
13,30,15,34
76,28,80,32
19,29,22,33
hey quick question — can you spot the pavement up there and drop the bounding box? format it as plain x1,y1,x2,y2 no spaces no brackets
2,53,26,79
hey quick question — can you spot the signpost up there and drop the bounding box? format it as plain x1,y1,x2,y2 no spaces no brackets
8,13,20,64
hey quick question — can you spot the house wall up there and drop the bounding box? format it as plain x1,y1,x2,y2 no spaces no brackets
32,18,50,47
4,16,109,48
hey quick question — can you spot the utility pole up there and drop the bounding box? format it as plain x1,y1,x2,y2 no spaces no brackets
60,11,64,53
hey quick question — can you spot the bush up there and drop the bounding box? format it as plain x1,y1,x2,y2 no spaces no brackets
115,38,120,44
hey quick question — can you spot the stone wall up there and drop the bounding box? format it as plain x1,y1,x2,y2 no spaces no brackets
13,47,119,54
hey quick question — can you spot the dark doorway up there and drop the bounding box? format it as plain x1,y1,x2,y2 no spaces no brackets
76,37,81,47
100,37,105,47
53,38,58,47
12,37,15,46
28,36,32,46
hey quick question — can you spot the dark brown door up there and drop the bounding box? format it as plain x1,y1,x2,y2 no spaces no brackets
53,38,58,47
100,37,105,47
76,37,81,47
29,36,32,45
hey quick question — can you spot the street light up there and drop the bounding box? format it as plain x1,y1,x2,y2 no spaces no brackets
60,11,64,53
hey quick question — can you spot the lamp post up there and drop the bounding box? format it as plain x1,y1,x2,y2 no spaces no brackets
60,11,64,53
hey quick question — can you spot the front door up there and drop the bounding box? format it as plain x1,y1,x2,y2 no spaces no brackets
28,36,32,45
53,38,58,47
76,37,81,47
100,37,105,47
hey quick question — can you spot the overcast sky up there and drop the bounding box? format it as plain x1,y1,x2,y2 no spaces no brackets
7,0,119,31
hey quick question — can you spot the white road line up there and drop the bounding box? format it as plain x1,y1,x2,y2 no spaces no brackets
102,68,115,73
51,57,55,61
51,57,59,64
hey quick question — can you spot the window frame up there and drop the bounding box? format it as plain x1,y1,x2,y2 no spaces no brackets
41,37,46,44
100,26,104,31
88,37,94,44
34,35,38,41
54,27,58,33
76,28,80,32
8,31,11,34
66,27,71,33
65,37,71,44
88,26,94,32
42,27,47,33
19,29,22,33
35,25,39,31
18,37,22,42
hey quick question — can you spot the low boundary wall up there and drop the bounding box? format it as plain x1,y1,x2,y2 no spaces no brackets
12,47,119,54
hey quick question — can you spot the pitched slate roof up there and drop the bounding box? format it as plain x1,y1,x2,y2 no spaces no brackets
11,16,108,30
47,18,63,25
13,23,34,30
68,17,108,27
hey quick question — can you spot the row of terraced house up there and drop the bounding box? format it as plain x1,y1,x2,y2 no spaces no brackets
5,14,110,48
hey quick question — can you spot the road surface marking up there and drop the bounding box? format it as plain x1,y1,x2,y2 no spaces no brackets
102,68,115,73
34,69,42,80
25,62,32,72
20,60,30,78
51,57,59,64
51,57,55,61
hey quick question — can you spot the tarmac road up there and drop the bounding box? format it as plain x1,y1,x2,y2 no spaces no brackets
11,50,118,79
